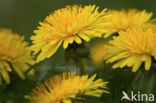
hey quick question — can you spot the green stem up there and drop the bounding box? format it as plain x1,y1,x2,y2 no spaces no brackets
74,58,86,75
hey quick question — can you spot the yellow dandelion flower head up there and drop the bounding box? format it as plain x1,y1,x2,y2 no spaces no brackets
0,29,34,84
31,5,110,62
104,9,153,38
105,25,156,72
91,41,108,66
26,72,109,103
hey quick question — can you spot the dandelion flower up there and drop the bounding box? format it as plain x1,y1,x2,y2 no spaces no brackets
104,9,153,38
0,29,34,84
91,41,108,66
26,72,109,103
31,5,110,63
105,25,156,72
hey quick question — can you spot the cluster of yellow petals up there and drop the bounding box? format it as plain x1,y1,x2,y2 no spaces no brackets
105,25,156,72
31,5,110,63
104,9,153,38
0,29,34,84
26,72,109,103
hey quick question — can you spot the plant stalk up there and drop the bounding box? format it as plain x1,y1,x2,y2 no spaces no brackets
74,58,86,75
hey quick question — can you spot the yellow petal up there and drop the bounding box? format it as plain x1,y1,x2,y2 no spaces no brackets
126,56,138,67
132,57,142,72
0,68,10,84
62,99,72,103
108,52,129,62
78,34,90,42
47,40,62,58
144,56,151,71
63,40,69,49
67,36,74,44
74,36,82,44
12,63,26,80
3,62,12,72
112,59,125,69
36,40,62,62
67,25,72,33
120,56,136,68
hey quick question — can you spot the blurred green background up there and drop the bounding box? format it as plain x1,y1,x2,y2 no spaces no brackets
0,0,156,103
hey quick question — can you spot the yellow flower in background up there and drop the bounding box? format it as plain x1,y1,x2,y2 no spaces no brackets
105,25,156,72
31,5,110,63
0,29,34,84
104,9,153,38
26,72,109,103
91,41,108,66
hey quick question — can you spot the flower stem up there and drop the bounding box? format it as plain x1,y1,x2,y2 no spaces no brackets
74,58,86,75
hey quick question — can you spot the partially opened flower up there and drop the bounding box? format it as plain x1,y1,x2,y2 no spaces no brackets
91,41,108,66
105,25,156,72
104,9,153,38
31,5,110,63
26,72,109,103
0,29,34,84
